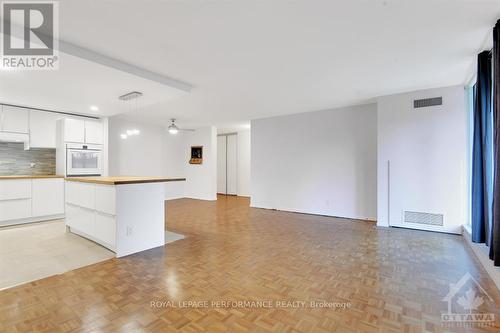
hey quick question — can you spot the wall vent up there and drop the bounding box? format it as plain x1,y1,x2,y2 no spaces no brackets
413,97,442,109
404,211,443,226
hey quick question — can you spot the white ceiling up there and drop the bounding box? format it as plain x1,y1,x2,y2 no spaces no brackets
1,0,499,131
0,49,188,117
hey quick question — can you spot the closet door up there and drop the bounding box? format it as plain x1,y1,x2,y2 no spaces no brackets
217,136,227,194
226,134,238,195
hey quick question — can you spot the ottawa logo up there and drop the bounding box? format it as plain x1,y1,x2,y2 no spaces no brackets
441,272,495,328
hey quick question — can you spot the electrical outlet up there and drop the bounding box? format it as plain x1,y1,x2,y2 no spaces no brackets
126,226,133,236
30,162,36,168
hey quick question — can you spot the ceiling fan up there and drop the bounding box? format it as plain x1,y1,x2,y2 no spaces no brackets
167,119,194,134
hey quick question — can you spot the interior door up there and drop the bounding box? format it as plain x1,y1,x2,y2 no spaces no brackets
226,134,238,195
217,136,227,194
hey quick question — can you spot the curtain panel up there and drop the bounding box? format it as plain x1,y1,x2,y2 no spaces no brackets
472,51,493,244
490,20,500,265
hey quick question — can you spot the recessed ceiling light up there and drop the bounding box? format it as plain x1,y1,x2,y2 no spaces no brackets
120,133,127,139
90,105,99,111
126,129,140,136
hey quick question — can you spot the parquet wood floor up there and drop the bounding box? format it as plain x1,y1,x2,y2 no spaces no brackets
0,195,499,332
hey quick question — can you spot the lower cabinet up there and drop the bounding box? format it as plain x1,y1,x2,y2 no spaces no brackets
66,204,95,237
95,212,116,246
0,178,64,223
32,178,64,216
65,181,116,250
0,199,31,221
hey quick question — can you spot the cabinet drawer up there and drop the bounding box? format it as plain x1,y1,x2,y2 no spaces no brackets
32,178,64,216
65,204,95,236
95,212,116,247
0,179,31,200
0,199,31,221
95,184,115,215
65,181,95,209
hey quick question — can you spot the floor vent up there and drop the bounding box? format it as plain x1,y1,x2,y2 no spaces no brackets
404,211,443,226
413,97,442,108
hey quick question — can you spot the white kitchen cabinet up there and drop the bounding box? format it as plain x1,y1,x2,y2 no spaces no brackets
0,179,31,201
65,181,116,250
0,199,31,221
32,178,64,216
66,204,95,236
95,185,116,215
65,181,95,210
1,105,29,133
0,177,65,226
61,118,103,144
63,118,85,143
95,212,116,247
29,110,61,148
84,120,103,144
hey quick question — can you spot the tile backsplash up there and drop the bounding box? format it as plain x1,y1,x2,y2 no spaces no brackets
0,143,56,175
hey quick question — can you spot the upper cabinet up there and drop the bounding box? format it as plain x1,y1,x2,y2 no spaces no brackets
0,104,104,147
63,118,85,143
62,118,103,144
84,120,103,144
1,105,29,133
29,110,61,148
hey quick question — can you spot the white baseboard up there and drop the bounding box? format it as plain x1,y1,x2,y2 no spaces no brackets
249,204,376,222
0,214,65,228
462,226,500,291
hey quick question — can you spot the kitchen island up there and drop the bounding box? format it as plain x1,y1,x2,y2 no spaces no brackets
65,176,186,257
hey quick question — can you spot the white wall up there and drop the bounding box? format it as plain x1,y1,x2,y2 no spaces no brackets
377,85,467,234
108,117,217,201
163,131,188,200
251,104,377,220
237,130,251,197
108,116,167,176
184,126,217,200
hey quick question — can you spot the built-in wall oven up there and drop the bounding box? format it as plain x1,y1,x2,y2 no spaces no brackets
66,143,102,176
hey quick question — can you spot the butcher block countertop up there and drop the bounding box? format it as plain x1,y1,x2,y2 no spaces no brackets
65,176,187,185
0,175,64,180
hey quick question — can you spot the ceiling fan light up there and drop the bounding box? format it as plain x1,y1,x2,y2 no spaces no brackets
168,124,179,134
168,119,179,134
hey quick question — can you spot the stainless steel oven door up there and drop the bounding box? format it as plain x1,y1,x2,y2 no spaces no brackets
66,148,102,176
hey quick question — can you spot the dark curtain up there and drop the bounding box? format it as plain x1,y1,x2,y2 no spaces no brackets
490,20,500,265
472,51,493,244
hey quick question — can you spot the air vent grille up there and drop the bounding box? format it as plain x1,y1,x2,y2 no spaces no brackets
404,211,443,226
413,97,442,108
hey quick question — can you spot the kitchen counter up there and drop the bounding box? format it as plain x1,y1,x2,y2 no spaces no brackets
65,176,186,185
65,176,186,257
0,175,64,180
